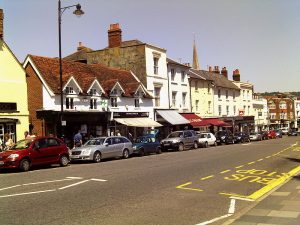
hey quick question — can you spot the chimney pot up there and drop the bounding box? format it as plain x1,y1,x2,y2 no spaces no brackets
0,9,3,39
221,67,228,78
233,69,241,81
108,23,122,48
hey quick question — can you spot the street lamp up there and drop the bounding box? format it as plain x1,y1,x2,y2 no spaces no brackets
58,1,84,138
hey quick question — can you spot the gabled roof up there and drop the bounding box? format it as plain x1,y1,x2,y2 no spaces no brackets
24,55,151,98
189,69,240,90
167,58,191,68
63,46,93,62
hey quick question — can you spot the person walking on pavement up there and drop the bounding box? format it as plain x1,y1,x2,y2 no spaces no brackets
73,130,83,148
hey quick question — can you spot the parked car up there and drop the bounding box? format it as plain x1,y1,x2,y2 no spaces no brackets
267,130,277,139
0,137,69,172
234,132,250,143
215,130,235,145
280,127,289,135
259,131,269,140
275,129,283,138
197,132,217,147
133,135,161,156
287,128,298,136
160,130,199,151
70,136,133,163
249,132,263,141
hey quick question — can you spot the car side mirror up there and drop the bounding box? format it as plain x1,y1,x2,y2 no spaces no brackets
104,143,109,147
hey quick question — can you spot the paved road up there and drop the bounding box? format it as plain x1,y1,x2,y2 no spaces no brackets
0,136,299,225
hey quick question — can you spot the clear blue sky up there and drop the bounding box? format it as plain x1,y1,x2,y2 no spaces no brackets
2,0,300,92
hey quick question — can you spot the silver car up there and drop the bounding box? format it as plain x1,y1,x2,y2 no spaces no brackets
70,136,133,163
249,132,263,141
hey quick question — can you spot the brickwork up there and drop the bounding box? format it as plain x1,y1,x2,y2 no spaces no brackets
25,64,44,136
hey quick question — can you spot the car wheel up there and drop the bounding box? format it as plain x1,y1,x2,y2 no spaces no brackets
60,155,69,167
156,146,162,154
19,159,30,172
93,151,101,163
123,149,130,159
232,139,235,144
214,141,217,146
178,143,184,151
139,148,145,157
204,142,208,148
193,141,198,149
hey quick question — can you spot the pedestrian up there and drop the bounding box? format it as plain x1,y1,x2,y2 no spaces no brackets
4,133,14,150
73,130,82,148
24,131,31,139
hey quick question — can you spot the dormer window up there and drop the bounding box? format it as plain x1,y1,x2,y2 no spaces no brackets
110,89,119,96
89,88,97,96
65,86,74,94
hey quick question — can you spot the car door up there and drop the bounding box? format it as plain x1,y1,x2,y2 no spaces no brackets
102,137,114,159
111,137,125,157
30,138,49,165
184,131,193,147
207,133,213,145
46,138,63,163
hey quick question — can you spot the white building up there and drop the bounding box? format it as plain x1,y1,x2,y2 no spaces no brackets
253,94,269,131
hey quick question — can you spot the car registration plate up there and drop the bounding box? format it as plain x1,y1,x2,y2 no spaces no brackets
72,155,80,159
0,161,4,166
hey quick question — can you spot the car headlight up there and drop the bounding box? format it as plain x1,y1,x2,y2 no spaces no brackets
172,139,179,143
81,150,91,155
8,154,19,159
221,136,225,140
133,146,137,150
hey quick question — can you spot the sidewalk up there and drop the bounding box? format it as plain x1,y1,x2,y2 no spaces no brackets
226,174,300,225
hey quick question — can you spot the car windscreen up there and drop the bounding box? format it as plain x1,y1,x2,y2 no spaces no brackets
200,134,207,138
84,138,105,146
10,139,33,150
168,132,183,138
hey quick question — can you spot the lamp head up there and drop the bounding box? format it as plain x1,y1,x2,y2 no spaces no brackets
73,4,84,17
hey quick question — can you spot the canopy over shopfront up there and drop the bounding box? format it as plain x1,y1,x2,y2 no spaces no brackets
197,118,231,127
114,118,162,127
180,113,204,127
156,110,190,125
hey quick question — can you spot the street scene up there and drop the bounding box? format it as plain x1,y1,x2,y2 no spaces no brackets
1,1,300,225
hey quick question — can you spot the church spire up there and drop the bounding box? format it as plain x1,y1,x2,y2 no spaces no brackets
192,35,200,70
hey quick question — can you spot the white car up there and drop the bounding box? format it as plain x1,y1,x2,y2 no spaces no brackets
198,132,217,148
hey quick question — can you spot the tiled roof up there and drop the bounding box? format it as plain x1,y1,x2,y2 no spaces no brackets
189,69,240,90
64,46,93,62
167,58,191,68
28,55,149,98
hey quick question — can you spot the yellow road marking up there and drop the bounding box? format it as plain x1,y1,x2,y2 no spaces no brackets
220,170,231,174
235,165,244,169
248,162,255,165
265,156,272,159
176,182,203,192
219,192,249,199
257,159,263,162
200,175,214,180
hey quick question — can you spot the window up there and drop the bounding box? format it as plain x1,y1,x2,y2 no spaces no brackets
226,90,229,99
154,87,161,107
268,102,276,109
233,91,236,100
0,103,17,111
182,93,187,108
184,131,193,138
270,113,276,119
134,98,140,108
66,97,74,109
195,100,199,111
90,99,97,109
218,105,222,116
111,97,117,107
181,71,185,82
218,89,221,99
233,105,236,115
248,106,250,115
226,105,229,115
113,137,123,144
48,138,60,147
89,88,97,95
65,86,74,94
279,101,287,109
172,92,177,107
153,57,159,75
105,138,112,145
171,69,175,81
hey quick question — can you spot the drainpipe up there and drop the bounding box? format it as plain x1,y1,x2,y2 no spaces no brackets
167,66,171,109
189,79,192,112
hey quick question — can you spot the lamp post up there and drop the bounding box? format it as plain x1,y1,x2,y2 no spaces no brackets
58,1,84,138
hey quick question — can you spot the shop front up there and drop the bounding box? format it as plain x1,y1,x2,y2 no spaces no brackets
222,116,255,134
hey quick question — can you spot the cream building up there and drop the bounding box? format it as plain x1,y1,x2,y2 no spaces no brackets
0,9,29,142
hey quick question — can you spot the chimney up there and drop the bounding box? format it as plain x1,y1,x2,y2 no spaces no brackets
0,9,3,39
208,66,213,72
77,42,84,51
221,67,228,78
213,66,220,74
108,23,122,48
233,69,241,81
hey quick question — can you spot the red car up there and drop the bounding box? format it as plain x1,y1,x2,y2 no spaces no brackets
0,136,69,172
267,130,277,139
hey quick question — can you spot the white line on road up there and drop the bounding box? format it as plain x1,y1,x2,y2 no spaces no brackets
0,189,56,198
228,199,236,214
58,180,90,190
66,177,83,179
0,185,21,191
22,178,75,186
90,178,107,182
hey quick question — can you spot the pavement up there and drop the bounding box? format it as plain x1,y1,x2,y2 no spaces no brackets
224,172,300,225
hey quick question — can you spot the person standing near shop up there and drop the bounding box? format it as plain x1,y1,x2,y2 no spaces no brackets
73,130,82,148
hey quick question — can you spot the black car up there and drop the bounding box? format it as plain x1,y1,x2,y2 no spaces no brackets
288,129,298,136
215,130,235,145
234,132,250,143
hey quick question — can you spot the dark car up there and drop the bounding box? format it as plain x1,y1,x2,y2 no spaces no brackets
275,129,283,138
259,131,269,140
288,128,298,136
234,132,250,143
215,130,235,145
0,137,69,172
133,135,161,156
